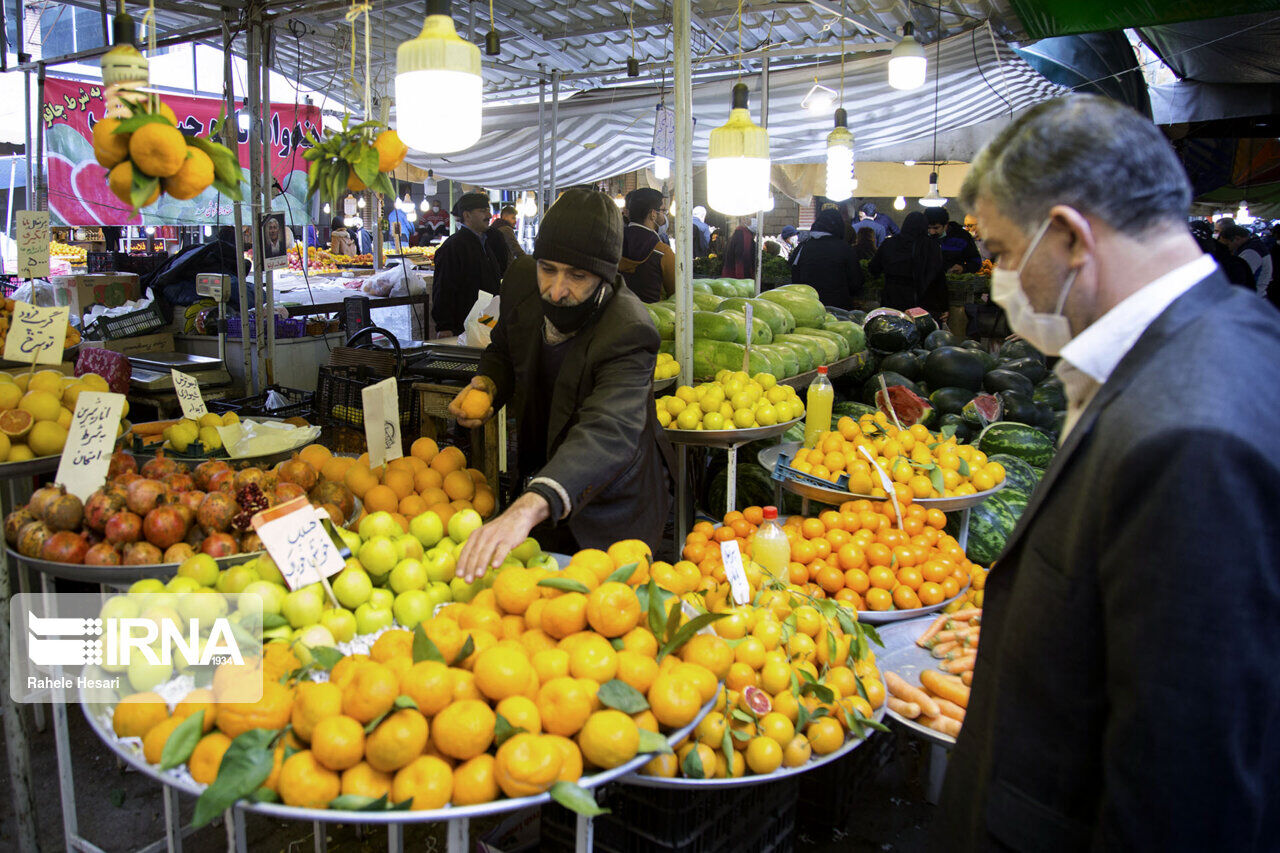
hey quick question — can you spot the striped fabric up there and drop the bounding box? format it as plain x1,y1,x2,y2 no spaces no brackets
406,26,1066,190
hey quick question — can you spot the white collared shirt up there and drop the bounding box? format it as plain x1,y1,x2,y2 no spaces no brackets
1055,253,1216,441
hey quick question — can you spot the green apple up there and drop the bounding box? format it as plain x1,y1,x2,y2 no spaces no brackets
127,655,173,692
217,565,259,595
359,537,399,579
282,587,324,629
395,534,425,561
177,588,229,633
510,537,541,564
141,604,183,634
255,555,285,585
177,553,219,587
242,580,288,615
389,559,426,594
369,588,394,610
424,581,453,610
98,595,139,622
172,636,208,673
166,576,201,594
447,508,484,544
332,566,373,609
321,608,357,643
449,575,480,604
423,547,457,584
128,578,166,609
359,511,402,541
262,624,293,643
528,551,560,570
409,511,445,549
500,555,522,569
392,590,434,629
338,527,361,554
354,603,393,635
293,624,337,666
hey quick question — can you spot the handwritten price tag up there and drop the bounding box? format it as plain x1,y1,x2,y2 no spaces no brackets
252,497,345,590
56,391,125,501
16,211,49,278
171,369,208,419
361,377,402,469
719,539,752,606
3,302,68,364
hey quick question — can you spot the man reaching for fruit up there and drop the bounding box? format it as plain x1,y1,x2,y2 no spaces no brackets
449,188,673,581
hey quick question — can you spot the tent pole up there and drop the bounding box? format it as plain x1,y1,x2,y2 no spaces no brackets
673,0,694,545
6,157,15,235
537,65,546,219
246,9,264,395
549,70,559,203
225,18,251,393
754,54,769,297
34,64,45,213
262,22,275,387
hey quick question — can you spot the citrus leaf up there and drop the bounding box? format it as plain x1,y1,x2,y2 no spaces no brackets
494,713,526,748
645,578,665,638
681,746,706,779
261,612,288,631
394,695,418,710
664,597,684,644
192,729,275,827
308,646,343,671
597,679,648,714
957,456,970,477
852,704,890,733
605,562,638,584
656,612,728,661
636,728,672,755
114,112,170,133
721,728,734,766
372,172,395,197
452,634,475,667
537,577,590,594
609,638,625,651
929,466,946,495
798,681,834,704
731,708,755,724
351,144,380,187
248,787,278,803
129,174,159,209
159,710,204,770
329,794,381,810
730,727,752,742
363,709,392,735
861,623,884,649
549,781,609,816
412,624,444,663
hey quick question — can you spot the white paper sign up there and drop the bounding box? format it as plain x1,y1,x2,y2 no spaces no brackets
719,539,751,606
361,377,402,468
252,497,345,590
4,302,68,364
56,391,125,501
16,211,49,278
171,369,208,419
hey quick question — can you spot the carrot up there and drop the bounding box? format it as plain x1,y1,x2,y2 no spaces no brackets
885,671,940,718
916,613,950,647
934,697,966,722
931,640,960,659
131,419,180,436
941,654,976,674
947,608,982,622
887,697,921,719
919,714,962,738
921,669,971,709
961,671,973,687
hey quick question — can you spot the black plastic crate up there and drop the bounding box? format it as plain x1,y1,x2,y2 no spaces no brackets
87,252,115,272
207,384,314,419
84,303,167,340
795,731,896,834
313,364,419,436
113,251,169,276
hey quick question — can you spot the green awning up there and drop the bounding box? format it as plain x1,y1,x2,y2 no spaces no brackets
1010,0,1280,39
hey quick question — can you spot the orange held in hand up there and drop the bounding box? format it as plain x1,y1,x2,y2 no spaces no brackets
458,388,492,421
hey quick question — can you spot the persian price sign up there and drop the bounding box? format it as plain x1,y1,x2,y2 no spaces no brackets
56,391,126,500
4,302,69,364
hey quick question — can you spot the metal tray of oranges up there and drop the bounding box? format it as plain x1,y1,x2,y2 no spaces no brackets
855,586,970,625
662,416,802,448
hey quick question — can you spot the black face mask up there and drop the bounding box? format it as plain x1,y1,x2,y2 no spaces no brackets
542,283,605,334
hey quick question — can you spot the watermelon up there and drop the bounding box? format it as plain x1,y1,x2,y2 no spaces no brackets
984,369,1034,397
910,311,939,339
793,328,850,359
861,372,920,404
759,291,826,327
988,453,1041,495
692,311,743,343
776,333,837,365
691,291,723,311
938,413,975,443
977,421,1056,468
1032,379,1067,411
834,401,878,420
1000,356,1048,384
880,351,923,382
924,329,959,350
783,421,806,443
773,340,816,373
646,304,675,340
756,344,799,378
996,390,1039,425
863,314,920,352
929,387,976,416
720,309,773,345
773,283,820,300
692,279,714,293
999,338,1045,364
822,320,867,354
692,339,771,379
847,350,879,385
961,394,1002,429
959,490,1028,566
705,462,776,515
924,346,987,392
876,384,934,427
716,297,795,336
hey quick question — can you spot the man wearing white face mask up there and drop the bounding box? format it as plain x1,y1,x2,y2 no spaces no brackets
935,95,1280,852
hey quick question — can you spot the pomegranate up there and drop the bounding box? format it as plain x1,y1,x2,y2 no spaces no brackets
163,542,197,563
185,524,206,547
122,541,163,565
234,467,268,491
143,505,189,550
41,531,89,564
179,490,206,515
240,531,263,552
310,481,355,522
28,484,65,521
84,489,127,533
200,532,238,558
104,511,143,546
277,454,318,491
274,482,306,504
194,460,233,491
45,491,85,532
164,471,196,493
141,450,182,480
107,450,137,479
115,471,142,487
5,508,37,545
197,491,239,532
125,479,167,516
17,521,52,558
208,468,236,492
84,542,123,566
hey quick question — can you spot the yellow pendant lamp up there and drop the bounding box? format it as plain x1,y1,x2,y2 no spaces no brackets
707,83,771,216
395,0,482,153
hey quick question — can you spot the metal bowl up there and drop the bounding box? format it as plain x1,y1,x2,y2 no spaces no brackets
663,417,801,448
6,548,262,586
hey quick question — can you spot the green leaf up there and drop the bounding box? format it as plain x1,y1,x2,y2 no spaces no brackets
929,466,946,495
114,112,170,133
261,612,288,631
537,577,590,594
731,708,755,724
248,787,278,803
657,612,728,661
493,713,525,747
372,172,395,197
159,710,204,770
605,562,638,584
129,174,159,209
412,624,444,663
861,623,884,649
192,729,276,827
549,781,609,816
826,631,838,665
852,705,890,733
597,679,649,714
610,638,625,651
394,695,418,711
940,424,959,439
329,794,381,810
853,674,870,703
636,728,672,755
453,634,475,667
308,646,343,671
351,144,380,187
721,728,734,767
681,746,706,779
363,709,393,734
957,456,970,477
730,727,752,742
799,682,835,704
664,598,684,644
645,578,665,638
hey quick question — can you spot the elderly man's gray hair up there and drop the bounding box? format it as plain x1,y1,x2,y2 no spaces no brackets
959,94,1191,235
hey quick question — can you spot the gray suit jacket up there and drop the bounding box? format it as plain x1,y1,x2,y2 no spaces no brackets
936,272,1280,851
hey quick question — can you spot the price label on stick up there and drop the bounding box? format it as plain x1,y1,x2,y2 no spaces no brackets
56,391,125,501
3,302,68,365
16,211,49,278
171,369,208,419
362,376,403,469
720,540,752,606
252,496,345,591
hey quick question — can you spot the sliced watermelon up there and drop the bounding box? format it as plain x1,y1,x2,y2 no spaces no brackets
961,394,1002,429
876,384,935,427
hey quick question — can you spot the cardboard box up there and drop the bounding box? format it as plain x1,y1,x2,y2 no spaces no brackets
81,332,174,356
50,273,140,316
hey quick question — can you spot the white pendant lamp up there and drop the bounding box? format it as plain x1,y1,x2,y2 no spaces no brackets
395,0,482,153
423,169,437,195
888,23,927,91
919,171,948,207
707,83,771,216
893,196,906,211
825,108,856,202
653,155,671,180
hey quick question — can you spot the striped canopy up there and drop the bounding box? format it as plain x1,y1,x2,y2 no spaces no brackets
407,25,1066,190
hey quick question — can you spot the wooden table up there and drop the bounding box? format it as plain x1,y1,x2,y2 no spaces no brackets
412,381,503,504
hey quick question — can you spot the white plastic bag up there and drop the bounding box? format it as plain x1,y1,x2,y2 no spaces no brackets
459,291,499,348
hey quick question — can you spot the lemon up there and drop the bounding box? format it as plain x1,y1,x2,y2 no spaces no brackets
657,409,671,428
61,381,87,409
0,373,12,384
198,413,223,429
28,370,65,395
80,374,109,393
702,412,725,430
121,399,129,419
220,411,238,425
198,426,222,450
0,433,10,461
19,390,62,422
0,384,21,411
57,407,73,430
675,407,701,430
7,443,33,462
28,420,67,456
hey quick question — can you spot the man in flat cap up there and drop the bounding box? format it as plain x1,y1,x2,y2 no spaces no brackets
431,191,504,337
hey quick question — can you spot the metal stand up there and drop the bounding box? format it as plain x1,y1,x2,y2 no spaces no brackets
926,743,949,804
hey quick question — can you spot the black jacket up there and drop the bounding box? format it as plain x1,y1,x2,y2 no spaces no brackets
787,234,863,309
485,220,523,274
431,226,504,335
938,223,982,274
618,224,675,303
868,213,945,313
479,257,674,552
936,272,1280,852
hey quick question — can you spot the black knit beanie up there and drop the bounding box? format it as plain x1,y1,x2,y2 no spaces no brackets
534,188,623,283
924,206,950,226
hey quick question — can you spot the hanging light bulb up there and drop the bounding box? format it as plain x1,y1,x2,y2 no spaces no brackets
401,192,413,212
423,169,437,195
903,160,916,167
357,196,366,209
614,194,626,209
396,0,482,153
888,22,927,91
825,108,856,202
653,155,671,180
893,196,906,211
323,202,332,215
100,12,148,116
1236,200,1251,221
343,195,357,216
407,210,418,223
420,198,430,211
518,192,537,218
145,226,156,235
707,83,771,216
919,171,948,207
801,82,837,115
203,226,212,236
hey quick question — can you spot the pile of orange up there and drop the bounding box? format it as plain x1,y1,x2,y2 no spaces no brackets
299,438,496,535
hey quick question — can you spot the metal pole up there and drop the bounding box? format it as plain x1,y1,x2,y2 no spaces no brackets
674,0,694,544
537,66,546,218
0,503,38,853
754,55,769,297
34,64,45,212
262,22,275,387
246,7,264,395
548,71,559,203
224,19,250,392
6,157,15,235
